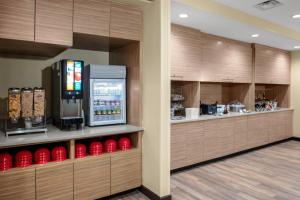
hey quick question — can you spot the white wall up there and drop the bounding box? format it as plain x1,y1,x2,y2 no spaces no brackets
0,49,109,98
291,51,300,137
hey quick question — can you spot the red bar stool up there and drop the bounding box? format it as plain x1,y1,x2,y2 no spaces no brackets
105,139,117,153
75,143,87,158
52,146,67,162
118,137,132,151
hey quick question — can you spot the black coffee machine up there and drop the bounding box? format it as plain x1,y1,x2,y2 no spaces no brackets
52,60,84,130
200,102,217,115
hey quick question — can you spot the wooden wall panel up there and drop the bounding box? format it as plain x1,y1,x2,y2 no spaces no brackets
0,0,35,41
110,2,142,41
255,44,290,84
35,0,73,46
73,0,110,36
74,156,111,200
110,42,141,126
0,167,35,200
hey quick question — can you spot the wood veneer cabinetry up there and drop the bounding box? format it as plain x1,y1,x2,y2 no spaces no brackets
110,2,142,41
0,0,35,41
35,0,73,46
36,162,74,200
201,33,253,83
0,167,35,200
73,0,110,37
171,24,203,81
74,155,111,200
171,111,293,170
255,44,290,85
111,149,142,194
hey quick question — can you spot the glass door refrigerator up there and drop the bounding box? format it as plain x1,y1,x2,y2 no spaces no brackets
84,65,126,126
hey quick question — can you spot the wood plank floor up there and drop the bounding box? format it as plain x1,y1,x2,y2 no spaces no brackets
110,141,300,200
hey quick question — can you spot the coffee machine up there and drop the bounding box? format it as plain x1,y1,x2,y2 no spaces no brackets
52,60,84,130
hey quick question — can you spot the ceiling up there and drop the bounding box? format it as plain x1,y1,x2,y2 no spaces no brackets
171,0,300,51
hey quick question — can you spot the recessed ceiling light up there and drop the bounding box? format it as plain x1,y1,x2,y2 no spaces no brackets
294,46,300,49
292,14,300,19
179,13,189,18
251,34,260,38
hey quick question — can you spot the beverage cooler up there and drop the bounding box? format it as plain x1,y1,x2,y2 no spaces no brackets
84,65,126,126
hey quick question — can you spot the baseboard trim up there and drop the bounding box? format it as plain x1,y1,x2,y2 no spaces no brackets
292,137,300,141
171,137,293,173
140,186,172,200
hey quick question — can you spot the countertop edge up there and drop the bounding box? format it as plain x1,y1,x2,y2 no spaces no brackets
171,108,294,124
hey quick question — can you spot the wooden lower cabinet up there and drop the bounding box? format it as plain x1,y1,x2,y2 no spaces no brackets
111,149,142,194
74,156,111,200
204,119,235,160
36,162,74,200
0,167,35,200
171,110,293,170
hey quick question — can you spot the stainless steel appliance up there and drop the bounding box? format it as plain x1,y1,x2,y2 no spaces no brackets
52,60,84,130
84,65,126,126
200,103,217,115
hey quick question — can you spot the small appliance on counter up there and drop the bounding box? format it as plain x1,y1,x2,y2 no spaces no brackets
228,101,246,113
5,87,47,136
84,65,127,126
52,60,84,130
217,104,226,115
255,99,278,112
185,108,199,120
200,102,217,115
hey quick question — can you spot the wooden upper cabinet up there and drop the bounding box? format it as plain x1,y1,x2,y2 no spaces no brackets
171,24,203,81
255,44,291,84
0,0,35,41
110,2,142,41
35,0,73,46
201,33,253,83
73,0,110,36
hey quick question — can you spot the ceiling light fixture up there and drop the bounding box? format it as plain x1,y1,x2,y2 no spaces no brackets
179,13,189,18
251,34,260,38
294,46,300,49
292,14,300,19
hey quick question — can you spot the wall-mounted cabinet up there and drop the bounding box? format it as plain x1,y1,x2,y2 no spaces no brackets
170,24,253,83
254,44,290,85
110,2,142,41
201,33,253,83
35,0,73,46
171,24,203,81
0,0,35,42
73,0,110,37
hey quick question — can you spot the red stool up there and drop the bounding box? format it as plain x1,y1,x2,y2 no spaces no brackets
15,150,32,168
75,143,86,158
0,153,12,171
89,141,103,156
118,137,131,151
34,148,50,164
52,146,67,162
105,139,117,153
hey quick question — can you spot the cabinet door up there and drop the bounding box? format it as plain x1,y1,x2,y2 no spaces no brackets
284,110,293,138
35,0,73,46
74,156,110,200
0,168,35,200
73,0,110,36
234,116,248,152
110,2,142,41
0,0,35,41
201,34,252,83
255,44,290,84
204,119,235,160
171,123,187,170
171,24,202,81
247,114,269,148
186,122,205,165
268,112,286,142
36,162,73,200
111,149,141,194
